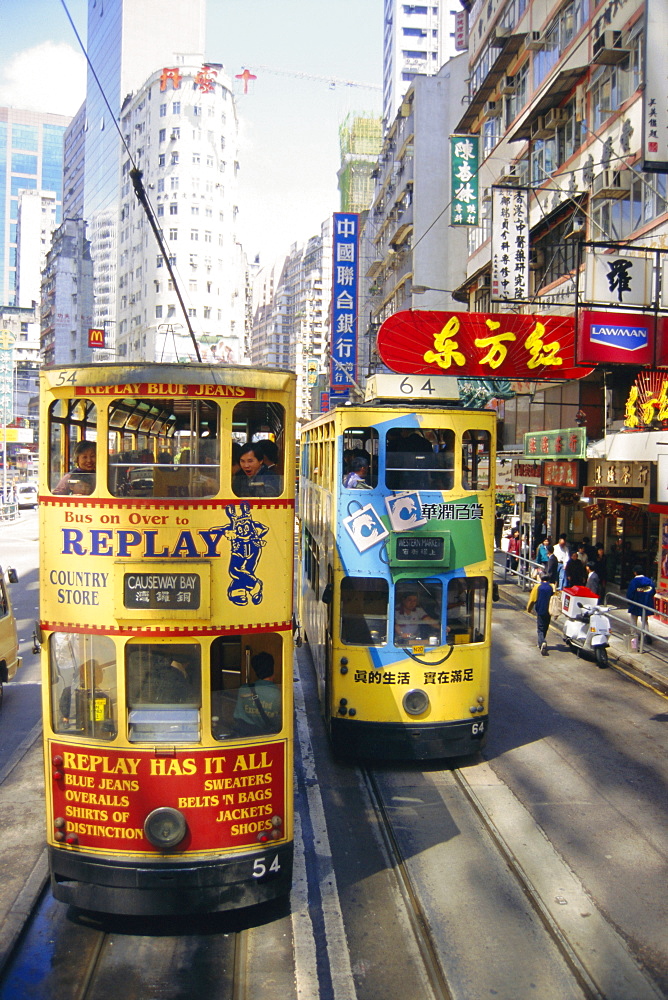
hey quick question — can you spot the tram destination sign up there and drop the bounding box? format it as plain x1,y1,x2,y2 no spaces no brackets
123,571,201,610
396,536,445,561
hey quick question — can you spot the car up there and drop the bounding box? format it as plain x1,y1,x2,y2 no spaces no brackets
0,565,21,706
15,483,38,508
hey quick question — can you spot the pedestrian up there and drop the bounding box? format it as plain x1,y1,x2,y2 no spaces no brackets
582,536,597,561
554,534,570,589
626,565,655,647
594,545,607,591
526,572,554,655
535,536,550,568
565,550,587,588
507,528,521,575
586,561,601,595
576,542,588,564
544,544,559,586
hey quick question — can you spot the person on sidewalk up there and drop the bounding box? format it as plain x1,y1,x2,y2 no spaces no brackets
527,572,554,655
586,561,601,595
507,528,521,576
626,566,655,648
565,550,587,588
544,544,559,586
554,535,570,590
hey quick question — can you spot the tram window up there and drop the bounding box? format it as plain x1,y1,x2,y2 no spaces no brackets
49,398,97,495
462,430,491,490
446,576,487,644
210,635,283,739
232,402,285,497
394,580,442,647
342,428,378,489
108,398,220,498
385,428,454,491
340,578,388,645
126,643,201,742
50,633,117,740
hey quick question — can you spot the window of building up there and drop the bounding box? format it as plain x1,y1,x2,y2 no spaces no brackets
157,178,165,192
170,203,178,215
155,305,163,318
191,229,199,241
159,104,167,117
170,177,179,190
172,101,181,114
193,153,200,165
158,154,166,167
157,204,164,217
171,152,179,165
169,228,178,240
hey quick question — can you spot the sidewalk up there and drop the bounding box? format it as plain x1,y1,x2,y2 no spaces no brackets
495,569,668,696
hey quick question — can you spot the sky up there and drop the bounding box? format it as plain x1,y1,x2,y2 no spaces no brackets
0,0,383,264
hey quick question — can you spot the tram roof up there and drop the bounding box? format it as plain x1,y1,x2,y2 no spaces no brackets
41,362,296,393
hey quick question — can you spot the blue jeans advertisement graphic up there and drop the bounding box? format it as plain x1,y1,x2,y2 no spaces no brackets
219,504,269,606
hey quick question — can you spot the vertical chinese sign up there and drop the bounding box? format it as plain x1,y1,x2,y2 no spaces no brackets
450,135,479,226
491,186,529,302
642,0,668,172
330,212,359,400
0,329,15,502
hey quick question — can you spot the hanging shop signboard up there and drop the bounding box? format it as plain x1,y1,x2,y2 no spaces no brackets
450,136,479,227
623,371,668,429
583,252,654,309
643,0,668,172
577,310,661,366
491,186,529,302
377,311,592,381
542,461,580,488
524,427,587,461
330,212,359,393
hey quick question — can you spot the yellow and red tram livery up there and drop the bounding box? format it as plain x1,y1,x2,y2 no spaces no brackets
39,363,296,915
299,378,495,761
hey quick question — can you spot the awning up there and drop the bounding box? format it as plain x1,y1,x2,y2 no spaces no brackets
507,65,588,142
453,32,526,134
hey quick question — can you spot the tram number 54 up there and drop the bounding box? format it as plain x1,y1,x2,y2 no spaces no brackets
253,855,281,879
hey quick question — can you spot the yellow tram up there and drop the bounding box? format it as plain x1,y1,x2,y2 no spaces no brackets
39,363,295,915
298,376,495,760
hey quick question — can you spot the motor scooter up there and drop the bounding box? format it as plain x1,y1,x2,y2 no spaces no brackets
561,588,611,668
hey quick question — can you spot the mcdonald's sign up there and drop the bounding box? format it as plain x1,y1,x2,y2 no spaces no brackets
88,328,105,348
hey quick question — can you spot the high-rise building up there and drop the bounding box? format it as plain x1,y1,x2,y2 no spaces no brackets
82,0,206,336
40,218,94,366
16,189,58,308
0,107,70,307
252,220,332,422
338,114,383,213
116,63,246,364
382,0,452,130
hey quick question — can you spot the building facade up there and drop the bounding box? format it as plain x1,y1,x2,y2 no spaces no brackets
0,107,70,307
251,220,332,423
382,0,453,130
115,63,246,364
40,218,94,367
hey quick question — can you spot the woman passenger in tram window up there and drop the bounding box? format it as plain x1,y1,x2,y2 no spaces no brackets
232,443,281,497
52,441,97,495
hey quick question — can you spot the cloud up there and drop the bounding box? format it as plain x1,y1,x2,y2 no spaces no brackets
0,41,86,117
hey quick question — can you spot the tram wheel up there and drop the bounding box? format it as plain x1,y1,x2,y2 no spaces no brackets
595,646,609,669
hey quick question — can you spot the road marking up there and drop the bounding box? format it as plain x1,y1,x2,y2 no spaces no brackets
292,665,357,1000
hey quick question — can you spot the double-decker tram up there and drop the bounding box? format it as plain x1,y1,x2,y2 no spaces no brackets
39,363,296,914
298,375,495,761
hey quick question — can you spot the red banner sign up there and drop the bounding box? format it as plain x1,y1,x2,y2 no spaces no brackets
49,741,286,853
377,311,593,381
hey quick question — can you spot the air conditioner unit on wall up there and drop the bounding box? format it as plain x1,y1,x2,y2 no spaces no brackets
531,116,552,140
498,164,522,186
545,107,569,130
500,75,516,95
593,30,629,65
484,100,498,118
524,31,544,51
529,248,545,270
591,169,633,199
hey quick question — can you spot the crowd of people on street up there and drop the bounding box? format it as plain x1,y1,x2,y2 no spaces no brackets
503,528,657,658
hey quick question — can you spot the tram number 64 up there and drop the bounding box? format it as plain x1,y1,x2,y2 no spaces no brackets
472,721,486,736
253,855,281,879
400,377,435,395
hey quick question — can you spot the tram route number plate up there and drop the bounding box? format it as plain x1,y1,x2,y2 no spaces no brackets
396,536,444,561
123,572,201,610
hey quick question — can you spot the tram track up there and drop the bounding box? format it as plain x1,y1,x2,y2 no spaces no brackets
0,887,291,1000
357,760,664,1000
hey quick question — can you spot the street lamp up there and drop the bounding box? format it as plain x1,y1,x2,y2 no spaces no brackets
411,284,454,295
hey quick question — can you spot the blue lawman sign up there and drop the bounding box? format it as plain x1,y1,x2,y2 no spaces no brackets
577,310,662,366
330,212,359,401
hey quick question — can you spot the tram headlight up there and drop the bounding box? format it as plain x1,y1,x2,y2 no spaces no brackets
402,688,430,716
144,807,188,849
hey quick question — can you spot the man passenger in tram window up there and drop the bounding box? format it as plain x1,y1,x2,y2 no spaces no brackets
233,652,281,733
343,455,372,489
53,441,96,495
